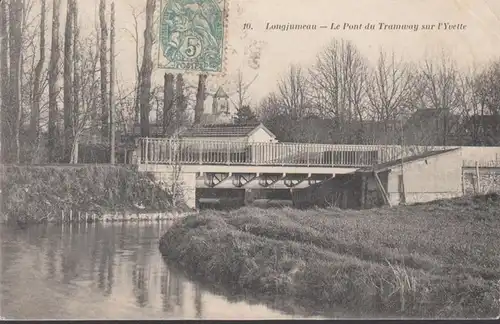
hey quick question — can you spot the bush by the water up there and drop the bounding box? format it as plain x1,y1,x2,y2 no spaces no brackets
1,165,179,224
160,195,500,318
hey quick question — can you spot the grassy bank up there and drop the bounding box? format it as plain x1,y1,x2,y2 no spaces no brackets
159,194,500,318
1,165,181,224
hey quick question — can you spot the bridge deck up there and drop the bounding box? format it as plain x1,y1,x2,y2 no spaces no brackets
137,138,424,168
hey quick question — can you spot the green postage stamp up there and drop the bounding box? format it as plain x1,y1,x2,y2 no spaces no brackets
159,0,227,73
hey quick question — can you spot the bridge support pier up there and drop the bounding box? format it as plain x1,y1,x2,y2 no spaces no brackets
142,168,198,209
244,188,256,205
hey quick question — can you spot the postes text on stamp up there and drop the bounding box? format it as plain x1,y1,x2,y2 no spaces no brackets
159,0,227,73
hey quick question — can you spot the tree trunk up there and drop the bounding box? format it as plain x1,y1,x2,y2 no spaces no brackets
0,0,10,163
194,74,207,125
15,0,25,163
29,0,46,159
138,0,156,137
90,16,100,129
72,0,79,136
63,0,74,162
134,83,141,125
99,0,108,139
48,0,61,162
163,73,174,134
175,74,186,128
8,0,16,162
9,0,23,163
70,131,79,163
70,0,80,164
133,12,141,125
109,1,115,164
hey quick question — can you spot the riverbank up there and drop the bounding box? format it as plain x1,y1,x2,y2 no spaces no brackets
159,194,500,318
1,165,185,225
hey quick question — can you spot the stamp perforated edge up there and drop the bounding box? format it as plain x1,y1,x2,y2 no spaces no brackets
156,0,230,80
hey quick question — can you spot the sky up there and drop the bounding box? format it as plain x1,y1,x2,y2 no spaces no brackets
61,0,500,112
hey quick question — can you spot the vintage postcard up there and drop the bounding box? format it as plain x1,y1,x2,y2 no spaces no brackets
1,0,500,321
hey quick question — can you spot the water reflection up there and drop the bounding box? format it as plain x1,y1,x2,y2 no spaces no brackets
1,221,309,320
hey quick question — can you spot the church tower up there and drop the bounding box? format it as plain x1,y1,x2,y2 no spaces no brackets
212,86,229,115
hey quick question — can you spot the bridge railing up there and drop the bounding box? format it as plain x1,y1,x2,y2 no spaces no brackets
136,138,422,167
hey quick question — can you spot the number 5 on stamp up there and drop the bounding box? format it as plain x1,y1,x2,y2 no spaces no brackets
158,0,227,73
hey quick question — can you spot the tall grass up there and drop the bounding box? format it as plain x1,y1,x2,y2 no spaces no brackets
1,165,177,224
160,194,500,318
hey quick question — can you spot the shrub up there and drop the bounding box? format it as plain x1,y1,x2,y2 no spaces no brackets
1,165,176,224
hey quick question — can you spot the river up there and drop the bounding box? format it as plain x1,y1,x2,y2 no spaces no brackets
1,220,327,320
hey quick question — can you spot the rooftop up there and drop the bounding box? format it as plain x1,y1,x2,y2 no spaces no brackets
462,114,500,128
180,122,274,138
126,124,166,137
357,148,460,173
213,86,229,98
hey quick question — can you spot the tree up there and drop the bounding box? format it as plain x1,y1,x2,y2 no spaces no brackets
233,105,257,125
99,0,108,138
72,0,80,139
453,67,482,145
309,39,369,143
157,73,188,135
259,92,331,143
0,0,10,163
63,0,75,162
258,65,320,142
70,31,101,163
29,0,46,151
123,4,145,124
258,93,300,142
365,50,415,144
415,55,462,146
163,73,174,134
8,0,24,163
138,0,156,136
260,43,370,144
48,0,61,162
109,1,116,164
1,0,51,163
175,74,187,129
368,50,415,120
194,74,207,125
234,69,258,112
476,60,500,116
276,64,311,119
465,60,500,145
